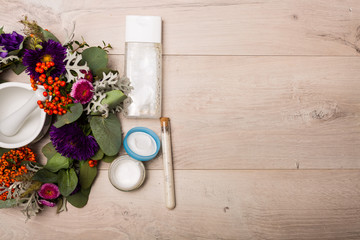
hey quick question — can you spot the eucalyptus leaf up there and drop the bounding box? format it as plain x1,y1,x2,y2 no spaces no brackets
102,155,117,163
40,27,60,43
58,168,78,197
54,103,83,128
10,62,26,75
92,149,104,160
32,169,58,183
45,153,72,172
94,67,111,78
79,161,98,189
90,113,122,156
42,142,57,159
81,47,108,77
0,199,17,209
67,187,91,208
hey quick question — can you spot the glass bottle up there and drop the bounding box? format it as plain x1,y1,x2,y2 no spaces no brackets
123,15,162,118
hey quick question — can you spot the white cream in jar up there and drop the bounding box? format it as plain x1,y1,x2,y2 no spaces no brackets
108,156,146,191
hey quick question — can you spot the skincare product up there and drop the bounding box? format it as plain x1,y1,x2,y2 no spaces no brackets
108,155,146,191
123,15,162,118
124,127,161,161
160,117,175,209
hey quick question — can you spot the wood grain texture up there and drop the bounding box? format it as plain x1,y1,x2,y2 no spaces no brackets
0,0,360,239
1,0,360,55
0,170,359,240
3,55,360,170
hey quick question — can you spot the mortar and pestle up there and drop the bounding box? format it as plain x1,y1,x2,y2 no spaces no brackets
0,82,51,148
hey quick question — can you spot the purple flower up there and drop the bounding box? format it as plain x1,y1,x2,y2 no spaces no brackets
50,123,99,161
0,31,24,58
22,39,66,79
38,199,56,207
80,70,93,82
70,79,94,104
38,183,60,200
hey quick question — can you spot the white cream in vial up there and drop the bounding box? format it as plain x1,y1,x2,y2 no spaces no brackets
124,15,162,118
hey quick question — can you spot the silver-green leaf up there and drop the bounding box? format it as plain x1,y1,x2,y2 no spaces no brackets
90,113,122,156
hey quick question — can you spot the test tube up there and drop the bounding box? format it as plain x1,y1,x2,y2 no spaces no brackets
160,117,176,209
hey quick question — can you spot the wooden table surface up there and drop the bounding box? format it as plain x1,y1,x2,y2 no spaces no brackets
0,0,360,239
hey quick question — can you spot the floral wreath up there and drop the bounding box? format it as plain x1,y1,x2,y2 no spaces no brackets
0,17,130,219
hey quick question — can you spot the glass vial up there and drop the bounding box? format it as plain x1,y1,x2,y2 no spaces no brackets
123,15,162,118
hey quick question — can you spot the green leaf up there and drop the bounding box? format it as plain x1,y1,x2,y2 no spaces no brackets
0,27,4,35
90,113,122,156
94,67,111,78
32,169,58,183
58,168,78,196
54,103,83,128
40,28,60,43
45,153,72,172
0,199,17,209
67,187,91,208
79,161,98,189
42,142,57,160
81,47,108,77
92,149,104,160
102,155,117,163
10,62,26,75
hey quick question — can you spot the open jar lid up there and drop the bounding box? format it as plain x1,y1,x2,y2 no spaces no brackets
123,127,160,161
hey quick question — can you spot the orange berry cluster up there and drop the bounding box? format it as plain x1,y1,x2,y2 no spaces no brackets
88,160,98,168
0,147,36,201
35,61,54,74
30,61,73,115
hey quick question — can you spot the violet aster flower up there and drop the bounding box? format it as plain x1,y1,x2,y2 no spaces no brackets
22,39,66,79
70,79,94,104
38,183,60,200
50,123,99,161
0,31,24,58
38,199,56,207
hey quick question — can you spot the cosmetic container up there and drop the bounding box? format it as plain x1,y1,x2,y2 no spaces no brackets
124,15,162,118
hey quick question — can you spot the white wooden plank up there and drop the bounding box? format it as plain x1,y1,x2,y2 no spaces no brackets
0,170,359,239
0,0,360,55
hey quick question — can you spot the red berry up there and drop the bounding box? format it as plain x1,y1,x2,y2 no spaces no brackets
60,81,66,87
43,92,48,97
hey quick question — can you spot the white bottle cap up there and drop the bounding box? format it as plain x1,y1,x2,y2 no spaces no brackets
126,15,162,43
